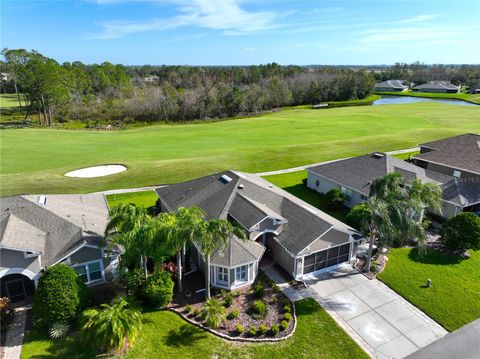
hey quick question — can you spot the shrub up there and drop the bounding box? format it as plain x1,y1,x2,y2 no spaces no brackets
272,284,281,294
258,324,268,335
250,300,268,319
253,283,265,298
223,293,234,308
270,324,280,336
234,291,241,297
247,326,257,336
49,322,70,339
142,271,174,307
161,261,177,278
81,297,142,355
227,309,239,320
119,269,146,297
441,212,480,253
220,289,227,298
34,264,89,325
192,308,201,318
200,298,226,328
346,203,371,232
280,320,289,331
325,189,345,209
267,278,276,287
235,323,244,334
283,312,293,322
0,297,14,332
185,304,193,314
283,304,291,313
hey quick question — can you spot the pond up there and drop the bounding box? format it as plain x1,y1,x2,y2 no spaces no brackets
372,96,477,107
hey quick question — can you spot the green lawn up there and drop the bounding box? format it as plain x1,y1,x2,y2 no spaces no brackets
105,190,158,209
374,91,480,104
1,103,479,196
263,171,349,222
392,150,420,160
21,298,369,359
0,93,22,108
378,248,480,332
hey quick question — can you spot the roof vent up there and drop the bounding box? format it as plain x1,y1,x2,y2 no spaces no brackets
38,195,47,205
238,184,244,189
372,153,384,159
219,174,233,184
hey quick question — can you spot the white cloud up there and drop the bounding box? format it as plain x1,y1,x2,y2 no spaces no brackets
93,0,281,39
396,14,437,24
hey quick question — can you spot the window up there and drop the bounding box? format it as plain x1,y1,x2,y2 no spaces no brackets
73,260,103,283
453,170,461,178
303,243,351,275
235,265,247,283
216,267,228,284
361,195,368,201
340,186,352,201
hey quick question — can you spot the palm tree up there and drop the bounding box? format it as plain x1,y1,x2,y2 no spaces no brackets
196,219,240,299
200,298,226,328
81,297,142,355
167,207,205,293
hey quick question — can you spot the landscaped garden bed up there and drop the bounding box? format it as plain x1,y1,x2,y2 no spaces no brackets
167,270,295,340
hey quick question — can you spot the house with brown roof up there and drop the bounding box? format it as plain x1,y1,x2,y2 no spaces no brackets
156,171,362,290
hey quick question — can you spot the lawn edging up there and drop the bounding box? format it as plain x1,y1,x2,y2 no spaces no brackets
166,300,297,343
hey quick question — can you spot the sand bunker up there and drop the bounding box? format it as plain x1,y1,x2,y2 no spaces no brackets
64,164,127,178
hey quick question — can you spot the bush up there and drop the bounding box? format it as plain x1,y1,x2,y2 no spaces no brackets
253,283,265,298
248,326,257,336
223,293,234,307
325,189,345,209
441,212,480,253
272,284,281,294
49,322,70,339
235,323,244,334
227,309,239,320
280,320,289,331
234,291,241,297
142,271,174,307
346,203,371,231
185,304,193,314
258,324,268,335
34,264,89,325
283,312,293,322
200,298,226,328
192,308,201,318
270,324,280,336
119,269,146,297
250,300,268,319
0,297,14,332
267,278,276,287
283,304,291,313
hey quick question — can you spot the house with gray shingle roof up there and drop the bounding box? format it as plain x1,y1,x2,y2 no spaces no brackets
156,171,361,289
0,194,117,303
413,81,460,93
374,80,409,92
307,151,480,219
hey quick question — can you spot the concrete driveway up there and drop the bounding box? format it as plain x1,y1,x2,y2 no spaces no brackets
302,266,447,359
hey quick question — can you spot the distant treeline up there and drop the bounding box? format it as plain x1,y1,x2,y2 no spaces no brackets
1,49,478,127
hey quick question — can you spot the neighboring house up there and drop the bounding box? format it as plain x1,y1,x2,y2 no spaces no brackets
156,171,363,290
470,85,480,94
374,80,409,92
307,152,480,218
413,81,460,93
144,75,159,83
0,194,117,303
0,72,10,81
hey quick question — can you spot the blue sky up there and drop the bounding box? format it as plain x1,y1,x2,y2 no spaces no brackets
1,0,479,65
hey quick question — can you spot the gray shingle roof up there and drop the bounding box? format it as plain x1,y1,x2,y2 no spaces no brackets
413,134,480,175
413,81,460,91
0,194,108,267
442,180,480,207
156,171,355,256
211,235,265,267
374,80,408,90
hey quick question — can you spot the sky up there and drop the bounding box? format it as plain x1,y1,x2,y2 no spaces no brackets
1,0,479,65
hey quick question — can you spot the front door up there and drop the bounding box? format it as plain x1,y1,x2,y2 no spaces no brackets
4,278,27,302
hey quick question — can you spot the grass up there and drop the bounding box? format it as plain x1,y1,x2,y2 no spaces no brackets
378,248,480,332
105,190,158,209
0,93,23,108
391,150,420,160
21,298,369,359
374,91,480,104
1,103,479,196
262,171,349,222
325,94,381,107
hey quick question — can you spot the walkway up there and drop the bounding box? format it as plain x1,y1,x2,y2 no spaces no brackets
2,305,30,359
302,266,447,359
94,185,160,195
255,147,419,176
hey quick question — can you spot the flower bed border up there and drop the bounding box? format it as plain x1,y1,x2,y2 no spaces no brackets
166,299,297,343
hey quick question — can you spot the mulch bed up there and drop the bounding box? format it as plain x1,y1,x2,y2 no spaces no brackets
167,270,295,340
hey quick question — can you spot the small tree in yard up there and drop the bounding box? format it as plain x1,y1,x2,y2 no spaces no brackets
34,264,89,326
325,188,345,209
441,212,480,254
81,297,142,355
346,203,371,231
142,271,175,307
200,298,226,328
